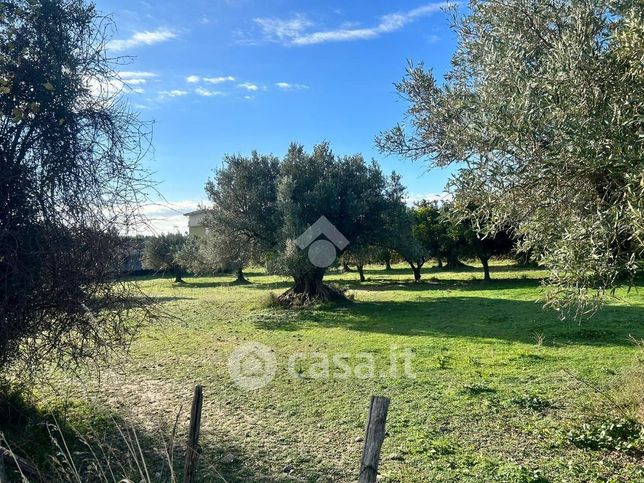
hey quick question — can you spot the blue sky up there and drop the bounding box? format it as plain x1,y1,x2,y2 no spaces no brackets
94,0,459,233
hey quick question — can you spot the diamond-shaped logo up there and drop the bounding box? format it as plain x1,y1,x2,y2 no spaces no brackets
295,216,349,268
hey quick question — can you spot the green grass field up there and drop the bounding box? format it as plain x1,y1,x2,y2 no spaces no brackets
6,262,644,482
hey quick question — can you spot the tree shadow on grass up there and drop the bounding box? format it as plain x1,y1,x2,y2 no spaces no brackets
172,280,237,289
125,295,196,305
190,281,233,289
237,277,524,294
253,296,643,347
119,296,197,311
240,281,293,291
365,263,540,276
174,276,282,290
341,277,543,292
237,272,543,294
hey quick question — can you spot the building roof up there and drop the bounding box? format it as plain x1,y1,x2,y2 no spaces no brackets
184,209,207,216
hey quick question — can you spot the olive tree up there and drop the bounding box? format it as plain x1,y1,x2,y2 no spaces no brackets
347,246,395,274
205,152,281,254
389,208,428,282
378,0,643,315
393,201,466,281
459,220,515,281
375,247,395,271
343,245,375,282
143,234,187,283
204,151,281,283
204,142,406,305
275,143,405,304
0,0,151,373
177,232,260,284
411,201,466,269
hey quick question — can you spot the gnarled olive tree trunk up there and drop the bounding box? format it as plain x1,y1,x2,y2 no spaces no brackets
278,267,345,306
233,267,250,285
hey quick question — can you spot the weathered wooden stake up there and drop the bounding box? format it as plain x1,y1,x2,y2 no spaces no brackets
358,395,390,483
183,385,203,483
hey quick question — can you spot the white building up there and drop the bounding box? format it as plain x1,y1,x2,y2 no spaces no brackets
184,209,207,236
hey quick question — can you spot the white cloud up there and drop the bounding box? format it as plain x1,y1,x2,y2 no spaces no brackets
120,71,157,79
119,71,158,86
85,72,157,102
107,28,177,52
134,200,208,236
405,192,452,206
86,77,123,100
159,89,189,97
238,82,258,91
275,82,309,90
204,76,236,84
253,14,313,42
187,75,236,85
195,87,223,97
254,2,449,46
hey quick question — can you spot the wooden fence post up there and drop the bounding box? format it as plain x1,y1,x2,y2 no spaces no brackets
358,395,390,483
183,385,203,483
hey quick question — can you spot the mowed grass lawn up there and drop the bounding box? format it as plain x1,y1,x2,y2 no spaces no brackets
32,262,644,481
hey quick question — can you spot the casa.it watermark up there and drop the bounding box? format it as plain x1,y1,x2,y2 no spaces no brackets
228,342,416,391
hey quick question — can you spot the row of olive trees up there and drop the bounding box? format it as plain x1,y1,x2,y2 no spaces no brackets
341,200,516,283
140,231,253,284
143,199,515,290
136,137,522,294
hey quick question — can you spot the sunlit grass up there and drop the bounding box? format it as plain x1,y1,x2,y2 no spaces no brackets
5,261,644,481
